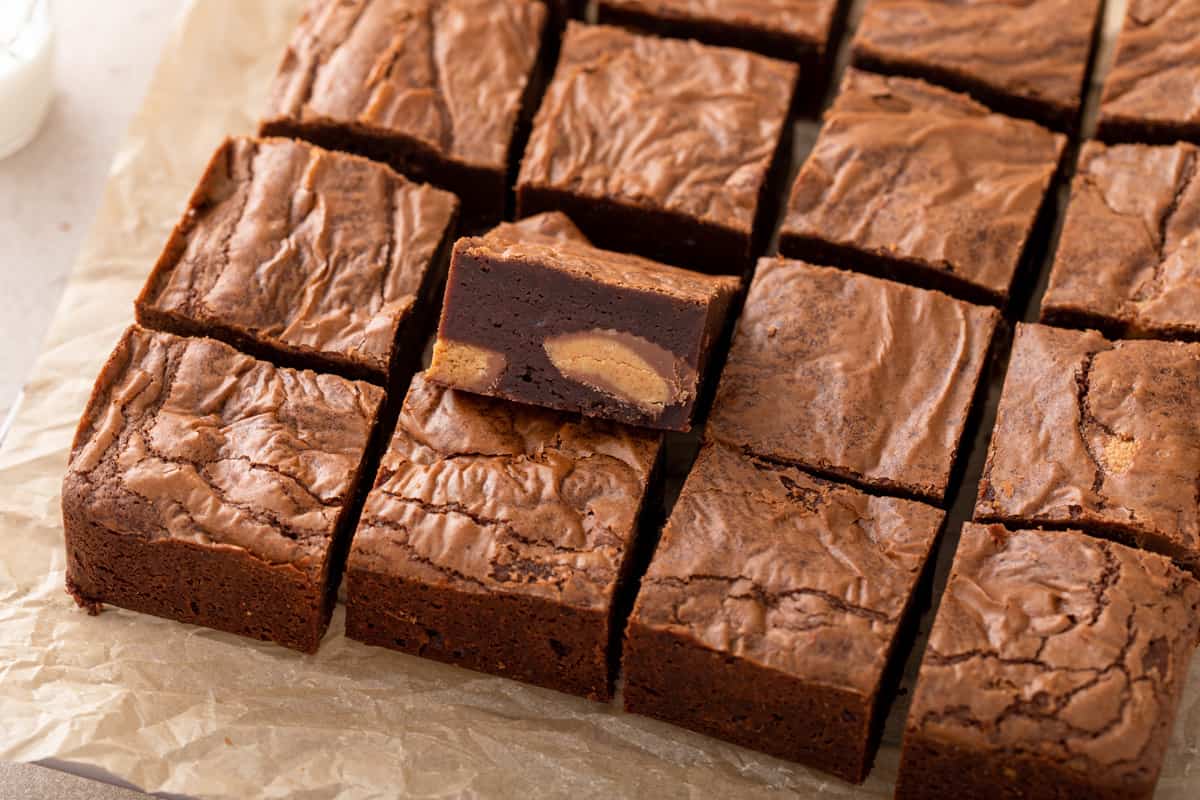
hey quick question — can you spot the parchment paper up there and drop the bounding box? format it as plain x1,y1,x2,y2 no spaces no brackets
0,1,1197,797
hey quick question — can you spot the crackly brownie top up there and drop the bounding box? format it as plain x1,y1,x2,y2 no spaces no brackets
483,211,591,247
910,523,1200,787
600,0,839,43
976,324,1200,561
1042,141,1200,337
632,442,944,694
140,138,458,373
855,0,1102,110
518,22,796,234
783,69,1065,300
452,235,741,304
708,258,998,503
264,0,547,168
63,326,384,570
1102,0,1200,129
349,373,662,609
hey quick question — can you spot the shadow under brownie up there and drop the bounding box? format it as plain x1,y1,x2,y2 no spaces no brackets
61,326,385,653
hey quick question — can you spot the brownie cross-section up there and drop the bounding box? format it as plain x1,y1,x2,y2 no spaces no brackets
136,137,459,385
345,372,662,700
975,323,1200,572
61,326,385,653
896,523,1200,800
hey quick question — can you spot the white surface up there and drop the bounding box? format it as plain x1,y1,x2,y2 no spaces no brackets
0,0,55,160
0,0,185,430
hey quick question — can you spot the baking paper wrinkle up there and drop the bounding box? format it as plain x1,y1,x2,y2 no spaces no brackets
0,0,1197,798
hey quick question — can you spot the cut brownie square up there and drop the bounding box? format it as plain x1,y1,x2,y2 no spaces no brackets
623,441,945,783
345,372,662,700
1041,140,1200,340
708,257,999,504
517,22,797,275
426,229,740,432
975,323,1200,572
852,0,1104,131
596,0,841,106
896,523,1200,800
61,326,385,653
1098,0,1200,145
135,137,459,385
483,210,591,248
259,0,552,227
779,69,1066,306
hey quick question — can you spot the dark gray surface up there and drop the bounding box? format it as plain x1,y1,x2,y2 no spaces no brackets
0,763,145,799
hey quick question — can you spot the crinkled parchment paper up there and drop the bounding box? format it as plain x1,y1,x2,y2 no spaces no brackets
0,0,1197,797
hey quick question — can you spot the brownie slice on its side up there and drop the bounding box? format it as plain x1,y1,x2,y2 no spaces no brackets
708,257,999,504
426,232,740,432
345,372,662,701
1098,0,1200,145
852,0,1104,131
61,326,385,653
136,137,459,386
896,523,1200,800
975,323,1200,573
1040,140,1200,340
517,22,797,275
260,0,552,228
623,441,945,783
780,68,1065,306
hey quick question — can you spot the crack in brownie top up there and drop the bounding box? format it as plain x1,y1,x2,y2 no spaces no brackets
632,441,944,693
708,257,999,503
264,0,548,168
783,69,1065,299
1102,0,1200,128
1042,141,1200,337
976,324,1200,567
599,0,839,41
855,0,1102,109
349,373,662,609
140,138,458,373
518,22,796,233
62,327,384,569
910,523,1200,784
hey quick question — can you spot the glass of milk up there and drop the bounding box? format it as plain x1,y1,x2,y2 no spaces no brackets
0,0,54,160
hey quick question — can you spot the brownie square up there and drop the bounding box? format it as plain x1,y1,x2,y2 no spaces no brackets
852,0,1104,131
896,523,1200,800
135,137,459,385
708,257,999,504
596,0,841,104
260,0,551,227
61,326,385,653
517,22,797,275
1098,0,1200,145
976,323,1200,572
345,372,662,700
426,224,740,432
1041,140,1200,340
623,441,945,783
779,69,1066,306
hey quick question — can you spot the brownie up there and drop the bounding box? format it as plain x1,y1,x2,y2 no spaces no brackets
135,137,459,385
852,0,1104,131
596,0,841,106
345,372,662,700
779,69,1066,306
259,0,551,228
426,230,740,432
708,257,999,504
896,523,1200,800
517,22,797,275
482,210,591,248
623,441,945,783
1041,140,1200,340
61,326,385,653
1098,0,1200,145
976,323,1200,572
